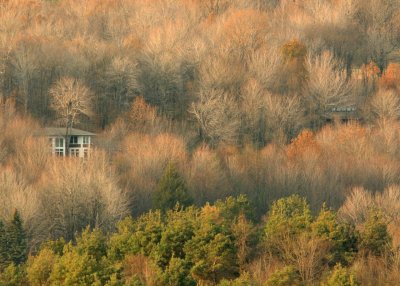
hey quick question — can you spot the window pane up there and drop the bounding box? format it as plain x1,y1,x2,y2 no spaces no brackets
69,136,78,144
55,138,64,148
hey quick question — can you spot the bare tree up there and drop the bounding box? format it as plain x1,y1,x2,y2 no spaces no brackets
338,186,373,225
187,145,229,204
264,93,304,143
199,54,246,96
11,39,39,115
280,233,330,284
305,51,354,128
0,168,42,250
39,151,129,241
339,185,400,226
353,0,400,71
95,55,139,127
249,47,282,91
369,89,400,121
190,89,240,146
240,80,304,145
240,80,267,144
49,77,92,154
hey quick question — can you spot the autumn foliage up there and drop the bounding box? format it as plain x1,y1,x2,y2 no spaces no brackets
1,0,400,285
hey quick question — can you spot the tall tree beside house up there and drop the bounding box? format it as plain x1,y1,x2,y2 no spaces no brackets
49,77,92,154
153,162,192,212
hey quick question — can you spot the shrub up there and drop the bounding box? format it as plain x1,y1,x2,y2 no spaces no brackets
323,264,359,286
264,266,300,286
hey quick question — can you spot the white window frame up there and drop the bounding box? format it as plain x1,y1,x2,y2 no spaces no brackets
55,137,64,148
54,137,64,156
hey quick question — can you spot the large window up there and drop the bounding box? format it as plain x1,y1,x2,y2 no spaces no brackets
55,138,64,148
55,138,64,156
69,136,78,144
83,136,89,144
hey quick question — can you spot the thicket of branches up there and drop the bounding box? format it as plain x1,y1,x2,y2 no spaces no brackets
0,0,399,138
2,0,400,284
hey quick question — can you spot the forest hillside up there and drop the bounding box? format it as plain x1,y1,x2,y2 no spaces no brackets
1,0,400,285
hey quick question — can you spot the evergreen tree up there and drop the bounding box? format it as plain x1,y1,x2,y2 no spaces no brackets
312,205,358,266
0,220,8,271
185,206,240,285
265,266,300,286
153,162,192,212
265,195,313,245
0,263,28,286
6,210,27,266
359,211,391,256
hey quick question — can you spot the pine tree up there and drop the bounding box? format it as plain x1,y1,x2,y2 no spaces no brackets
359,211,391,256
0,219,9,271
153,162,192,212
6,210,27,266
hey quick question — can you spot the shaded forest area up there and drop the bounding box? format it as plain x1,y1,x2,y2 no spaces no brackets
2,0,400,285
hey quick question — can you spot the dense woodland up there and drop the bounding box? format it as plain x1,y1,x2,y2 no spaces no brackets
2,0,400,285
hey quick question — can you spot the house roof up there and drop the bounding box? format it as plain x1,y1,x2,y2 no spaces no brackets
42,127,96,137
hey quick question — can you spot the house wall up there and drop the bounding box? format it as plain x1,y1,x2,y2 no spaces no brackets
49,135,92,158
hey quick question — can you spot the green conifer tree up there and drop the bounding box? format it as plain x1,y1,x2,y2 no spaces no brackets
153,162,192,212
359,211,391,256
0,219,9,271
6,210,27,266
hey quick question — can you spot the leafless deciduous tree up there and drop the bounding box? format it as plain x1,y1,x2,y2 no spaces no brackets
353,0,400,71
95,56,139,127
369,89,400,121
187,145,229,205
49,77,92,152
280,233,330,284
190,89,240,146
264,93,304,143
0,169,42,250
39,151,129,241
249,47,282,91
240,80,304,145
339,185,400,226
305,51,354,128
50,77,92,127
11,39,39,115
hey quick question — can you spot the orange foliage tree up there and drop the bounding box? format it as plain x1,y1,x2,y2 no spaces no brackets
286,129,319,160
379,63,400,91
278,39,308,94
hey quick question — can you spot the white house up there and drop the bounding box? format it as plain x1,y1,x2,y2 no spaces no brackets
44,127,95,158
